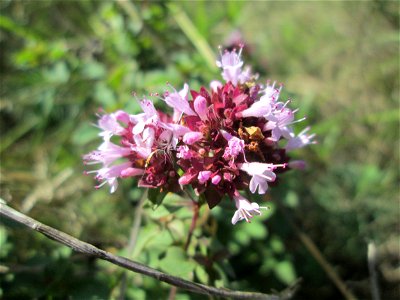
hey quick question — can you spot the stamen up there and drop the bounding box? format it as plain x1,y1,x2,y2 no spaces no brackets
238,45,243,57
285,117,306,126
85,170,98,174
299,126,311,135
259,206,271,210
281,100,292,110
95,180,107,189
241,210,250,222
276,163,288,169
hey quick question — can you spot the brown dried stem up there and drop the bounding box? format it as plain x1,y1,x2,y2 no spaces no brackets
0,201,286,300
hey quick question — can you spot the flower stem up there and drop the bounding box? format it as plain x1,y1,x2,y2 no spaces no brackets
184,200,200,251
168,196,200,300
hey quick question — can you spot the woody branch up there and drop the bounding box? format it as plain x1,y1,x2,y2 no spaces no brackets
0,201,298,300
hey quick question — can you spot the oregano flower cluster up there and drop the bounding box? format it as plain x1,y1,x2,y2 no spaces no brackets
84,47,315,225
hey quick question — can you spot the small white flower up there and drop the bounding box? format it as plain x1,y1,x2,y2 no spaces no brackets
235,82,281,119
239,162,277,194
216,47,252,85
236,98,272,118
231,193,269,225
285,127,316,151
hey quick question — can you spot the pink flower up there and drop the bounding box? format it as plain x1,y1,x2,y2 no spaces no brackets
194,95,208,121
176,145,194,159
263,81,282,102
178,170,197,185
93,162,135,193
84,140,131,166
158,123,191,149
221,130,245,161
210,80,222,92
223,172,233,182
164,83,196,121
216,48,245,85
263,107,295,141
132,99,160,135
84,46,315,220
239,162,278,194
236,98,272,119
198,171,212,184
236,82,281,119
183,131,203,145
120,167,145,178
285,127,316,151
288,160,307,170
131,130,154,159
211,174,221,185
98,111,127,140
223,137,245,160
231,193,269,224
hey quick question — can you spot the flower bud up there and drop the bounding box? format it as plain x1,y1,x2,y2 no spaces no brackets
198,171,212,184
288,160,307,170
183,132,203,145
121,167,144,178
211,175,221,185
210,80,222,93
194,96,208,121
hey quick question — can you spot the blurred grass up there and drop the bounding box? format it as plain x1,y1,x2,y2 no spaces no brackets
0,1,399,299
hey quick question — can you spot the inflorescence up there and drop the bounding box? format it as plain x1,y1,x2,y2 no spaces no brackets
84,46,315,225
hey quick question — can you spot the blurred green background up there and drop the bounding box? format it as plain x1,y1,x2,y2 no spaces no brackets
1,1,399,299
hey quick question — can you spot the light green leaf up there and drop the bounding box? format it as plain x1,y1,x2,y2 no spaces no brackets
82,61,106,80
274,261,297,285
159,247,196,278
195,265,209,284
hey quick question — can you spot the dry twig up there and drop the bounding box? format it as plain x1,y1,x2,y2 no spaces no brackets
0,201,291,300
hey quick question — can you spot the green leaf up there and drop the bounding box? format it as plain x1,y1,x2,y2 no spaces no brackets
159,247,196,278
195,265,209,284
94,82,116,108
0,226,12,258
43,61,70,83
147,188,167,207
243,220,268,240
285,191,299,208
274,261,297,285
81,61,106,80
270,236,285,254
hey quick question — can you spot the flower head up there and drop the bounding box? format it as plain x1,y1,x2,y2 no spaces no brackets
84,46,314,225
